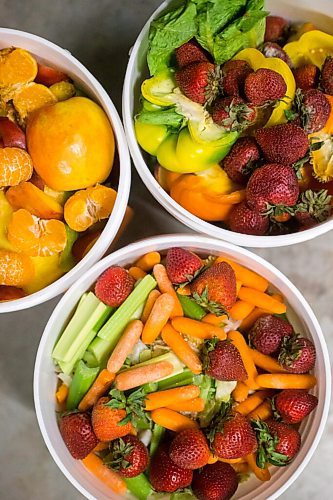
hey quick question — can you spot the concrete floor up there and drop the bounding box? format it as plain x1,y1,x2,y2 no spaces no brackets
0,0,332,498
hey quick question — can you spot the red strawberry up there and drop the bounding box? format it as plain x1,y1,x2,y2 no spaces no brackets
293,64,319,91
192,461,238,500
293,89,331,133
249,314,293,355
264,16,289,43
229,201,269,236
261,42,292,67
95,266,135,307
295,189,332,227
190,261,237,314
253,419,301,466
59,411,98,460
222,137,261,184
274,389,318,424
222,59,253,97
149,444,193,492
278,334,316,373
176,61,220,105
203,338,247,381
35,63,69,86
255,123,309,165
175,39,210,68
104,434,149,478
212,412,257,460
169,428,210,470
321,55,333,95
0,117,26,149
244,68,287,106
165,247,202,285
246,163,299,213
91,396,133,442
212,97,256,132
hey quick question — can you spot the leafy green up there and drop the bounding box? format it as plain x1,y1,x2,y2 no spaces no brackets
136,108,185,130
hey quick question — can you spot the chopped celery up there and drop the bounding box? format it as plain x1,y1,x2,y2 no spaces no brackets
140,349,153,363
157,369,193,390
66,360,99,410
150,424,165,457
124,474,152,500
177,294,206,320
82,350,98,368
143,382,158,393
85,336,111,367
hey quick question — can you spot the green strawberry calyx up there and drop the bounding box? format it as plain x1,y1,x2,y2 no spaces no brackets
251,420,289,468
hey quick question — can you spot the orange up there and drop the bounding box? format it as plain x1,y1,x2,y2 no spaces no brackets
0,48,37,86
13,83,57,123
0,147,33,187
6,181,63,219
7,209,67,257
0,249,34,287
26,96,115,191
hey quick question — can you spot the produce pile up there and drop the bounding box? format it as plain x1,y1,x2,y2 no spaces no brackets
0,47,118,301
135,0,333,236
53,247,318,499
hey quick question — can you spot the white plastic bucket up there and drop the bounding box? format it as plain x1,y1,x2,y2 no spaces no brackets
0,28,131,313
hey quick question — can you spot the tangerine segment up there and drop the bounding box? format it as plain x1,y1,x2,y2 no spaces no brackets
0,249,34,286
13,83,57,122
0,147,33,187
0,48,38,86
64,185,117,232
6,182,63,219
7,209,67,257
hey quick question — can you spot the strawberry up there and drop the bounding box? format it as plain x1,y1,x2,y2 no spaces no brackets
149,444,193,492
211,97,256,132
190,261,237,314
321,55,333,95
203,338,247,381
0,117,26,149
292,88,331,133
246,163,299,214
249,314,293,355
264,16,289,43
104,434,149,478
176,61,220,105
295,189,332,227
293,64,319,91
192,461,238,500
255,123,309,165
165,247,202,285
222,137,261,184
273,389,318,424
229,201,269,236
261,42,292,67
59,411,98,460
244,68,287,106
278,334,316,373
35,63,68,86
95,266,135,307
169,428,210,470
175,39,210,68
91,396,133,442
222,59,253,97
253,419,301,466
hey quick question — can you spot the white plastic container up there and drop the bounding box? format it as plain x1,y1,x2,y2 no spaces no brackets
34,234,331,500
0,28,131,313
123,0,333,248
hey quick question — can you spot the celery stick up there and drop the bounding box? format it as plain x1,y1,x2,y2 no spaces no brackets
143,382,158,393
66,360,99,410
124,474,152,500
157,369,193,390
177,294,206,320
150,424,165,457
97,275,156,341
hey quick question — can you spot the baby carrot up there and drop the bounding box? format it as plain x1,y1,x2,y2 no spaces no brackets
93,442,109,452
228,330,259,390
236,280,243,294
232,462,250,474
142,293,175,344
78,369,115,411
246,453,271,482
202,313,228,327
141,289,161,323
238,287,287,315
161,323,202,374
240,308,267,330
167,397,205,413
250,348,287,374
177,284,191,296
255,373,317,390
153,264,183,317
55,383,68,404
219,457,243,464
135,251,161,271
107,320,143,373
229,300,255,321
232,382,249,403
248,400,273,421
216,257,269,292
145,385,200,411
172,317,226,340
128,266,147,281
82,453,127,494
115,361,174,391
151,408,198,432
235,390,274,416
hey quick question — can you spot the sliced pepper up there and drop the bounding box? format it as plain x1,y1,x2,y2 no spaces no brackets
309,95,333,182
135,121,169,156
284,30,333,68
233,48,295,127
141,68,176,106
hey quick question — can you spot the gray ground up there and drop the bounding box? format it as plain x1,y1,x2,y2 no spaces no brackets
0,0,332,498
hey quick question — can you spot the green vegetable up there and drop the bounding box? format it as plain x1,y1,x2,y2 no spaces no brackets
125,475,153,500
150,424,165,457
177,294,206,320
66,360,99,410
136,108,185,130
157,368,194,390
59,225,78,272
215,380,237,402
143,382,159,393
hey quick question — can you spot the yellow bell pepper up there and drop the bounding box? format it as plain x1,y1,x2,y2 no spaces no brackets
233,48,296,127
135,121,170,156
287,22,316,42
141,68,176,106
309,94,333,182
284,30,333,68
